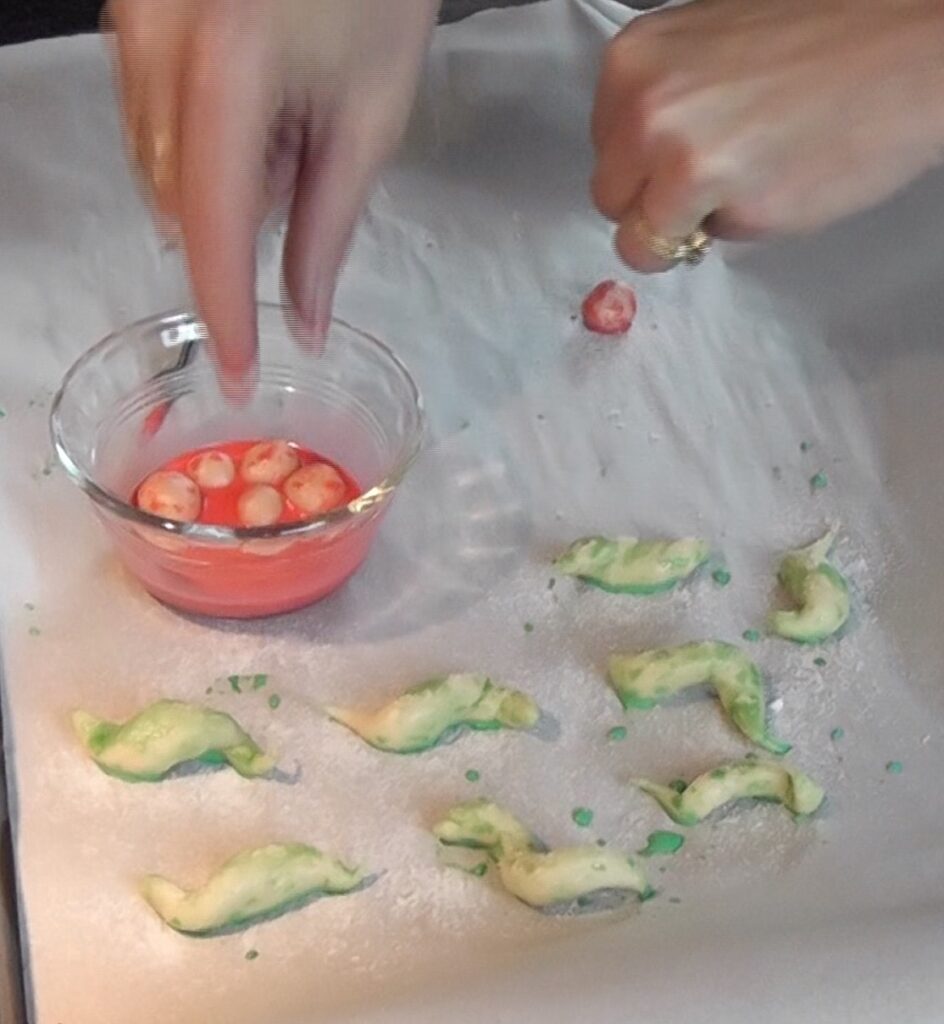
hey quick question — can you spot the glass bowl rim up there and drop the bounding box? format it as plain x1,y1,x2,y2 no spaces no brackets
49,304,426,543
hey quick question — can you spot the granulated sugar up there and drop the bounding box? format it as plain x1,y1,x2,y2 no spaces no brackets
2,4,941,1022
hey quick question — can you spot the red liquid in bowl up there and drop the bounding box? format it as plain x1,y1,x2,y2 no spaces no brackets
122,439,379,618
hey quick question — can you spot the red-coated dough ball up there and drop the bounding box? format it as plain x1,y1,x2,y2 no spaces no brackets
187,450,236,489
136,470,202,522
284,463,347,516
237,484,284,527
240,440,300,485
581,280,638,335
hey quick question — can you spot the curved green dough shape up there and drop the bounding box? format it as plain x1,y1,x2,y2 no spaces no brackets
141,843,365,936
634,760,825,825
326,674,540,754
434,799,651,909
769,529,850,644
433,798,535,858
554,537,709,595
72,700,275,782
607,641,791,755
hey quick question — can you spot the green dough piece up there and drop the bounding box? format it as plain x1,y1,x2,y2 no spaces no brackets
433,800,650,910
72,700,275,782
498,847,651,910
326,673,539,754
554,537,709,595
633,760,825,826
607,641,791,755
141,843,364,936
433,798,535,858
769,528,850,644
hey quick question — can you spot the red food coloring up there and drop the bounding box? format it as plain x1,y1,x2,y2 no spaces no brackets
581,280,638,336
142,402,172,438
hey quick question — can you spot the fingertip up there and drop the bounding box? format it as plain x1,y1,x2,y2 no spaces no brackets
281,281,328,357
199,298,260,404
591,166,626,223
211,342,259,407
614,217,675,274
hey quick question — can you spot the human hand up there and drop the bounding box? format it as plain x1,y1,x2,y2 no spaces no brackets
591,0,944,271
106,0,439,390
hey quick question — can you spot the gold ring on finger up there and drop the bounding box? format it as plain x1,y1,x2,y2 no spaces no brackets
635,215,713,267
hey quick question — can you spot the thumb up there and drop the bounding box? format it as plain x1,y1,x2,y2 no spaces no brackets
282,120,387,349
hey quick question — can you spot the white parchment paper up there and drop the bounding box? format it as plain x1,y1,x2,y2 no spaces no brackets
1,2,943,1022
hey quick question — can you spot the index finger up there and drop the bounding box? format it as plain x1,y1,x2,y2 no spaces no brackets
178,17,275,397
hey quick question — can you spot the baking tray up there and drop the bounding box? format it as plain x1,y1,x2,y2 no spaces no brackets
0,3,942,1021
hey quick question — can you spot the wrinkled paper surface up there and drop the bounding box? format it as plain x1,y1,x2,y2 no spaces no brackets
1,2,943,1022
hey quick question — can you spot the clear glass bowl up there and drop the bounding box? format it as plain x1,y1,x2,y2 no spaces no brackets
50,305,425,618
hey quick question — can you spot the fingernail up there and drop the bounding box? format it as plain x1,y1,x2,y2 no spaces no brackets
282,271,331,357
284,302,326,357
210,341,258,407
311,311,330,351
309,278,336,349
217,361,258,407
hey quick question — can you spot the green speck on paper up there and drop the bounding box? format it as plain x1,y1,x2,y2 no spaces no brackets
800,441,812,453
465,769,481,783
28,626,40,636
886,760,903,775
830,727,845,742
814,657,827,667
596,838,607,847
245,950,259,961
669,779,687,794
0,407,5,419
547,577,556,591
572,807,594,828
810,471,828,491
607,725,628,742
470,862,488,877
712,568,732,586
459,419,470,431
268,694,281,710
742,629,762,643
638,830,685,857
251,674,268,691
710,768,727,780
228,675,242,694
523,622,534,633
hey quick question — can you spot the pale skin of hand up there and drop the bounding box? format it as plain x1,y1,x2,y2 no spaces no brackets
591,0,944,271
106,0,439,391
109,0,944,376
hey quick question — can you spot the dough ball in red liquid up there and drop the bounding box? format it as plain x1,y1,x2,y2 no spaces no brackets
240,440,300,486
187,450,236,489
284,463,348,516
238,484,284,527
136,470,202,522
